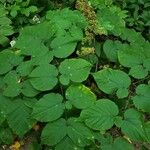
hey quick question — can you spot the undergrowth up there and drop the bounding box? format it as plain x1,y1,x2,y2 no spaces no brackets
0,0,150,149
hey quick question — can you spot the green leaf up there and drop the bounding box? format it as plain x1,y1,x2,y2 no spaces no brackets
15,9,86,58
21,6,37,16
66,84,96,109
0,95,11,124
23,97,37,108
93,68,131,98
120,28,145,44
0,35,9,46
59,75,70,85
67,118,94,147
21,80,39,97
46,8,87,36
0,76,4,92
10,9,18,18
0,4,14,46
118,42,150,79
0,128,13,144
116,88,129,99
129,65,148,79
103,40,119,62
89,0,113,7
32,93,65,122
65,101,73,110
29,64,58,91
41,118,67,146
120,109,148,142
16,34,48,57
32,51,54,65
7,99,35,137
0,114,5,125
55,137,84,150
93,132,113,147
46,8,86,58
50,33,80,58
17,60,33,76
0,94,12,116
41,118,93,148
3,71,21,97
143,58,150,71
144,121,150,142
97,5,126,35
0,50,22,75
15,22,55,57
101,137,134,150
118,45,143,68
82,54,98,65
132,84,150,112
59,59,92,85
80,99,119,131
2,70,39,98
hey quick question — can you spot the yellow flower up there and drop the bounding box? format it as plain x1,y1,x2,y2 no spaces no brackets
10,141,21,150
77,47,95,56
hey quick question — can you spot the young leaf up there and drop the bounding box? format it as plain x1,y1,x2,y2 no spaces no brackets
29,64,58,91
93,68,131,98
80,99,119,131
66,84,96,109
32,93,65,122
59,59,92,85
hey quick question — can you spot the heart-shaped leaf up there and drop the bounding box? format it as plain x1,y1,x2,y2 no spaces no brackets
66,84,96,109
59,59,92,85
29,64,58,91
93,68,131,98
32,93,65,122
80,99,119,131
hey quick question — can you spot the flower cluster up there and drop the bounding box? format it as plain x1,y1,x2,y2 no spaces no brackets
75,0,104,44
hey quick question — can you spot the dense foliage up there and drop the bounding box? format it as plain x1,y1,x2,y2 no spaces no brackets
0,0,150,149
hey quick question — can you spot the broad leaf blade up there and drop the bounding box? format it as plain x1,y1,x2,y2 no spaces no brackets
80,99,119,131
32,93,65,122
66,84,96,109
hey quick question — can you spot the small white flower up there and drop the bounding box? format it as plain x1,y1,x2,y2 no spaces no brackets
10,40,16,47
32,15,40,23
